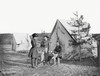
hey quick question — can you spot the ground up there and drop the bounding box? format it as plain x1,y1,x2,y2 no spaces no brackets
0,50,99,76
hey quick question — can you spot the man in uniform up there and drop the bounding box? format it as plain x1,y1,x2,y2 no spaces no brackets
52,41,62,65
28,33,39,68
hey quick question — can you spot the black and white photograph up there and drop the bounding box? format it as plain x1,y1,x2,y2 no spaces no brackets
0,0,100,76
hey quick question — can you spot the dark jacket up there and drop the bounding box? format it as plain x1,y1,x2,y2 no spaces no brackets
28,39,36,57
54,45,62,54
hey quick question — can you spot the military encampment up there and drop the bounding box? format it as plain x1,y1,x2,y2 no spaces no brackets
1,0,100,75
0,16,99,76
0,20,99,76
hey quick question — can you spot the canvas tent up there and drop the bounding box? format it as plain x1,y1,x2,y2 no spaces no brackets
0,33,16,51
13,33,31,51
48,20,76,58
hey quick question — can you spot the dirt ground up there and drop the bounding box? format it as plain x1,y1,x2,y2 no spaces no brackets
0,51,99,76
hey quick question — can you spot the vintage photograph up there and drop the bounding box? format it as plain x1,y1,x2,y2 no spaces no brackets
0,0,100,76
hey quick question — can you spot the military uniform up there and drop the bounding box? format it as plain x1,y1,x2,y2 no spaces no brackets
28,38,36,58
53,45,62,65
54,45,62,54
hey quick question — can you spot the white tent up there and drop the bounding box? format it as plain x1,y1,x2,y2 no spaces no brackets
13,33,31,51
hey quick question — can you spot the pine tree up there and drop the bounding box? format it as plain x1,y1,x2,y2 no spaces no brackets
68,12,92,60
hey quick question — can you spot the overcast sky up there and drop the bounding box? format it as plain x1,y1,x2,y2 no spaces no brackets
0,0,100,35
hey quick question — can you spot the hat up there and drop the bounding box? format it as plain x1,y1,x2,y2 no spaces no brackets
32,33,38,38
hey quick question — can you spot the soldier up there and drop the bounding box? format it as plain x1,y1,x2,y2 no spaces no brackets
28,33,37,58
53,41,62,65
41,36,51,65
28,33,38,68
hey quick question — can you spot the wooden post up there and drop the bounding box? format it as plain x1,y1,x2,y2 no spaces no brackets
97,40,100,67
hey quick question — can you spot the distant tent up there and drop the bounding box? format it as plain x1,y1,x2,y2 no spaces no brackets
49,20,76,57
14,33,31,51
0,33,16,51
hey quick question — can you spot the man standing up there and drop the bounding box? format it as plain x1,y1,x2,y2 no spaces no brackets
28,33,37,58
28,33,38,68
41,36,49,64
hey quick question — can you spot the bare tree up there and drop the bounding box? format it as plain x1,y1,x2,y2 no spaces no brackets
25,33,30,49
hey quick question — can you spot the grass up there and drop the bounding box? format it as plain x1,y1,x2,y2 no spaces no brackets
61,57,98,67
0,50,99,76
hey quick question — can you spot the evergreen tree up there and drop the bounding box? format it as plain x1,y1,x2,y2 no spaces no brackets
68,12,92,60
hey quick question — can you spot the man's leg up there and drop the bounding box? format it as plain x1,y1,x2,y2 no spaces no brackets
52,53,58,65
34,58,38,67
57,57,60,65
31,58,38,68
35,58,38,67
41,52,44,62
31,58,34,68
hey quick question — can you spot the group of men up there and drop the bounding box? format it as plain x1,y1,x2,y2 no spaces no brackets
28,33,62,68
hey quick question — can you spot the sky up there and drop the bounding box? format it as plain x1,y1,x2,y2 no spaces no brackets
0,0,100,35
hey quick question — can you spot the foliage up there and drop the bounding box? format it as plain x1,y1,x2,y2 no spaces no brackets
68,12,93,60
68,12,91,45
